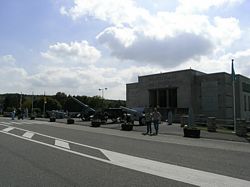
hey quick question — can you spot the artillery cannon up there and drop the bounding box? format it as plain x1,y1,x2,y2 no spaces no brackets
119,106,145,125
70,96,95,121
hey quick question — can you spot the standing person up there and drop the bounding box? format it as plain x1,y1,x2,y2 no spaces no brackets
168,109,173,125
142,109,152,135
11,108,16,120
21,108,24,120
25,108,29,118
152,107,161,135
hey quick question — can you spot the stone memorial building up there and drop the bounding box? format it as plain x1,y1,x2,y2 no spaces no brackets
126,69,250,121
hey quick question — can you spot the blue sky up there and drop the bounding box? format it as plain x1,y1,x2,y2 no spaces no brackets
0,0,250,99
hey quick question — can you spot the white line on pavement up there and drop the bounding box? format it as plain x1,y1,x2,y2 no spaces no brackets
0,122,12,125
55,139,70,149
102,149,250,187
2,127,15,132
0,130,110,163
22,132,35,139
0,123,103,152
19,121,33,124
11,121,21,124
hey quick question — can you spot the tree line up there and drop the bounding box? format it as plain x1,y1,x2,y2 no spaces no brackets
0,92,125,115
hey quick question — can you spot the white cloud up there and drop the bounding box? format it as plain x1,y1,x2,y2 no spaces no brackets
36,38,162,99
0,54,33,93
219,49,250,76
96,12,241,66
61,0,242,68
0,54,16,66
175,48,250,78
209,17,241,48
60,0,150,26
176,0,244,13
0,55,29,92
97,27,213,67
41,40,101,65
29,39,164,99
97,26,137,48
25,61,161,100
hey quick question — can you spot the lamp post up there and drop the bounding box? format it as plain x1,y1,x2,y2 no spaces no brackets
232,59,236,133
20,92,22,109
43,91,47,118
31,92,34,114
98,88,107,98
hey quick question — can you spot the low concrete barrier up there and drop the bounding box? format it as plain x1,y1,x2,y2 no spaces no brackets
49,117,56,122
207,117,216,132
67,118,74,124
236,119,247,137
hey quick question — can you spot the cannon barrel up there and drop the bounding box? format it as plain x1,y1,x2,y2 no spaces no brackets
70,96,95,112
119,106,143,116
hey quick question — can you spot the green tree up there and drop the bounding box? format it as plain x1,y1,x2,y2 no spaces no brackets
3,94,19,110
54,92,67,110
34,96,61,112
46,97,62,111
22,99,32,111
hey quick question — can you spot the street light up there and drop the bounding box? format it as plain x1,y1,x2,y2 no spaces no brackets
98,88,107,98
31,91,34,114
43,91,47,118
20,92,22,109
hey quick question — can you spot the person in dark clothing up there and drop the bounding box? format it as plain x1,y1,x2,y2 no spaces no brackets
152,108,161,135
142,109,152,135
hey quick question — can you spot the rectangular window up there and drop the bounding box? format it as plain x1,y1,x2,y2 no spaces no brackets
248,96,250,111
149,88,177,108
158,89,167,107
169,88,177,108
244,95,247,111
149,90,157,107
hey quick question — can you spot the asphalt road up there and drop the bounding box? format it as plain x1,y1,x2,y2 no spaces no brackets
0,118,250,187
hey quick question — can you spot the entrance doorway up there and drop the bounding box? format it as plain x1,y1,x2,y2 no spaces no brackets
149,88,177,108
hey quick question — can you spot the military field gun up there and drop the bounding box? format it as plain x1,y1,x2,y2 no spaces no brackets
70,96,95,121
119,106,145,125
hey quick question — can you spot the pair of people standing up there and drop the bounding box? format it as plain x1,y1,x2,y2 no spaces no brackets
143,108,161,136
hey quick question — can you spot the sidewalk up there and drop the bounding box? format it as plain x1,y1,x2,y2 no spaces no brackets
36,118,249,143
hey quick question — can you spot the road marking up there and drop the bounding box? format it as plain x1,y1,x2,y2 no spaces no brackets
0,122,12,125
11,121,22,124
22,132,35,139
2,127,15,132
102,149,250,187
0,130,109,163
55,139,70,149
0,123,103,152
19,121,33,124
0,123,250,186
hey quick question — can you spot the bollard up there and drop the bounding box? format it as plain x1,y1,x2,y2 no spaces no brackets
236,119,247,137
50,117,56,122
67,118,74,124
180,115,188,127
207,117,216,132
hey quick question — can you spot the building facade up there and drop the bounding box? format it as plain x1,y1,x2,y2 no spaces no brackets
126,69,250,121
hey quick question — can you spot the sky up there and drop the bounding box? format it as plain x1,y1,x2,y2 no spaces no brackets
0,0,250,100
